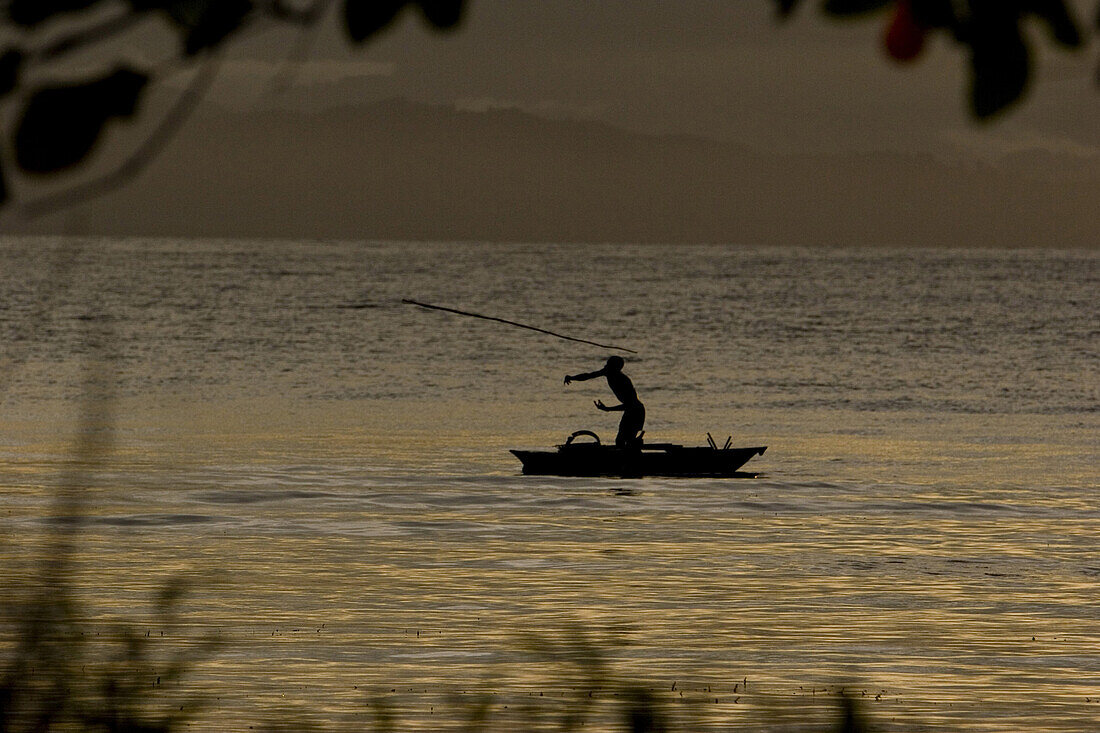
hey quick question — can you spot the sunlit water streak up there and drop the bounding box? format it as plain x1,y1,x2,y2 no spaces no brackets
1,238,1097,731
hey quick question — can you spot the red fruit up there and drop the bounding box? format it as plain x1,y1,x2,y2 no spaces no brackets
884,0,927,62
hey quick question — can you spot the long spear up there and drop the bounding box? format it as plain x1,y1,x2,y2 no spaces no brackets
402,299,637,354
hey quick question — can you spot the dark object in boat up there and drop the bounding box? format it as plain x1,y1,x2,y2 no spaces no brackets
511,430,767,478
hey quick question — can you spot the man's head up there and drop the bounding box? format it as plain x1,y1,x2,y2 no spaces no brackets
605,356,625,373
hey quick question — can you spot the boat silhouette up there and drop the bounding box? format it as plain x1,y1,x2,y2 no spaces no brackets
511,430,766,478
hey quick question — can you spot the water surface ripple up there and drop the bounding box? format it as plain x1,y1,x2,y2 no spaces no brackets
1,239,1097,731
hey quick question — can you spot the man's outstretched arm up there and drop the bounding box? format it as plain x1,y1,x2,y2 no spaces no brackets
564,369,605,385
594,400,624,412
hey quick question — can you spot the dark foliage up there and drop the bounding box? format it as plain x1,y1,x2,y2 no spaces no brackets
343,0,410,43
14,68,148,173
823,0,892,15
0,579,220,733
0,49,21,98
967,4,1032,118
0,0,1094,215
418,0,465,28
0,0,466,214
344,0,465,42
779,0,1090,118
7,0,102,27
777,0,801,16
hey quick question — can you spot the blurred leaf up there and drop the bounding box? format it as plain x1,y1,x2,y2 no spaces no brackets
776,0,805,17
343,0,407,42
417,0,465,29
7,0,104,26
130,0,253,54
0,49,22,98
885,0,927,60
910,0,958,29
14,68,148,173
1022,0,1082,46
823,0,892,15
342,0,463,42
967,10,1030,118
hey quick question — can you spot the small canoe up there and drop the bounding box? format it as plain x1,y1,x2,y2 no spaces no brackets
511,430,766,478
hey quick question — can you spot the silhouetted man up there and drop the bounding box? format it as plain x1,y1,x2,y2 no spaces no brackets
564,356,645,448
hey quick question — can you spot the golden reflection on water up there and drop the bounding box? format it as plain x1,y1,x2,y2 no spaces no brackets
2,401,1098,731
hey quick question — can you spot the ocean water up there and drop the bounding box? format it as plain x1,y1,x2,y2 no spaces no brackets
1,238,1097,731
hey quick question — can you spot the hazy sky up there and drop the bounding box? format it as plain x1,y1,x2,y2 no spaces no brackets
10,1,1099,244
214,0,1099,157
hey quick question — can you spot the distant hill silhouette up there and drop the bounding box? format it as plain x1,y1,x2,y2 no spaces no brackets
18,98,1098,247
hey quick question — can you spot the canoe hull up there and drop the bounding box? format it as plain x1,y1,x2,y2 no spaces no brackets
510,444,766,478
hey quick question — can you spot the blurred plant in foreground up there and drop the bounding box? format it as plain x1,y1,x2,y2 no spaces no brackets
0,578,220,732
0,324,220,732
777,0,1096,118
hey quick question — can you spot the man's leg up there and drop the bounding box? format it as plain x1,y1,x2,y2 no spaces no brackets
615,404,645,447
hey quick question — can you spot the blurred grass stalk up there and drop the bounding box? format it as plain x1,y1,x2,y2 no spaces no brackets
1,317,216,732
